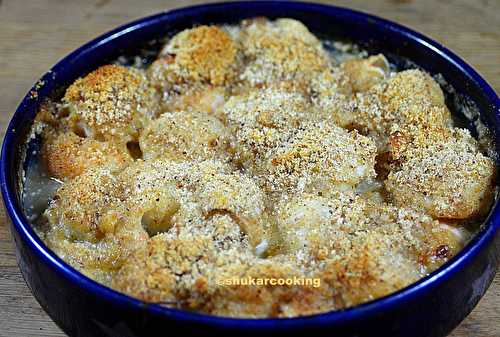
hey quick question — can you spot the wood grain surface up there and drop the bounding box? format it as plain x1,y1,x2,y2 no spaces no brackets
0,1,498,336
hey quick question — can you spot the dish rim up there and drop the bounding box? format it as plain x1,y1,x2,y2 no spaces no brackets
1,0,499,328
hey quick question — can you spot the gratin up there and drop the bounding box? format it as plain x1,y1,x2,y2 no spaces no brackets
29,18,496,318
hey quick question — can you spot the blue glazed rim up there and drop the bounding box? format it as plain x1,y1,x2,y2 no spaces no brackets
1,1,499,331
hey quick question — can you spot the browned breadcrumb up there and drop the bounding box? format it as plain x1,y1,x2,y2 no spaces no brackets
223,87,315,168
43,167,148,283
238,18,331,88
260,121,377,194
45,167,126,242
112,229,336,317
385,125,496,219
147,27,237,117
159,25,238,86
42,130,131,180
139,111,231,162
34,18,495,318
116,159,268,247
309,67,356,128
63,64,157,142
353,69,452,148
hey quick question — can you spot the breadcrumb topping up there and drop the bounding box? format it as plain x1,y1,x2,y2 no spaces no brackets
261,121,377,194
223,87,314,168
340,54,389,93
41,129,131,180
386,125,495,219
33,18,495,318
159,25,238,86
139,111,231,162
239,18,331,88
62,64,158,142
353,69,453,148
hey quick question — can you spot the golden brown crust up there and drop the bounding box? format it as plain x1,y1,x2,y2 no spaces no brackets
43,168,148,283
35,18,495,318
385,125,496,219
223,87,314,168
147,26,238,117
238,18,331,89
139,111,231,162
42,130,131,180
62,65,157,142
353,69,452,148
261,121,377,194
113,231,335,317
159,25,238,86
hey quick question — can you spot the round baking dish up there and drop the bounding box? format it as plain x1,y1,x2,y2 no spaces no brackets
1,2,499,337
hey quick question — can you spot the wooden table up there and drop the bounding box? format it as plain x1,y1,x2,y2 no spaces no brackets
0,0,498,336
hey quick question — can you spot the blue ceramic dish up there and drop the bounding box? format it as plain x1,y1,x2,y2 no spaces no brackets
1,2,499,337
